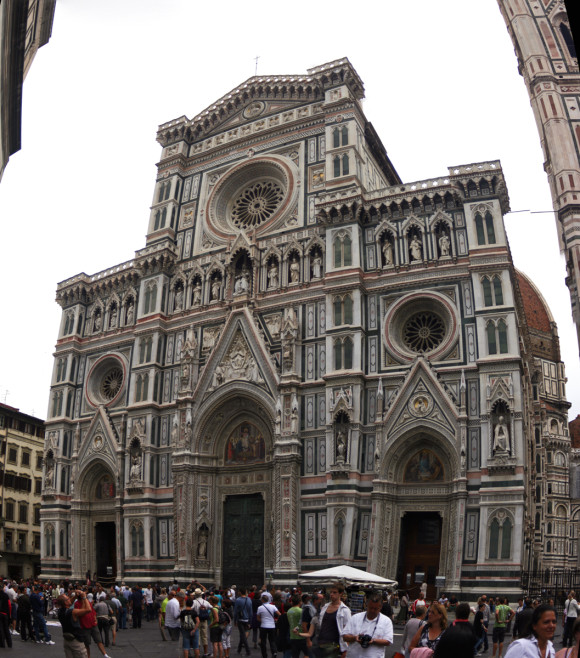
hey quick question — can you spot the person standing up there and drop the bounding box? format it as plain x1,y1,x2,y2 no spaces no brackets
492,597,515,658
209,595,224,658
180,596,200,658
504,604,556,658
409,603,447,654
31,583,55,645
433,602,476,658
233,587,253,656
564,592,580,647
341,590,393,658
193,587,212,657
0,585,12,648
129,586,143,629
288,594,307,658
258,593,279,658
56,590,92,658
318,586,351,658
400,605,426,658
17,585,33,641
144,585,154,622
165,591,184,641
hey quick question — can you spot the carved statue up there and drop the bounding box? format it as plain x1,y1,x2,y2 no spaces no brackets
439,234,450,257
234,266,251,295
44,460,55,488
109,306,118,328
126,301,134,325
409,236,422,261
311,253,323,279
211,278,221,301
171,418,179,446
130,453,142,481
192,281,202,306
383,240,393,266
289,257,300,283
493,415,509,453
174,288,184,311
336,430,346,463
268,262,279,289
265,314,281,338
197,526,209,558
93,312,102,332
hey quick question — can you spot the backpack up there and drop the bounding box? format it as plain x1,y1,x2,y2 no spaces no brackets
218,609,230,626
198,603,210,621
182,611,196,631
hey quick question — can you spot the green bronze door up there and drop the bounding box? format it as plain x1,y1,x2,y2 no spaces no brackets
223,493,264,588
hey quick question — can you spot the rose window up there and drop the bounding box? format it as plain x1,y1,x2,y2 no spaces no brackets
402,311,446,353
230,181,285,229
100,367,124,400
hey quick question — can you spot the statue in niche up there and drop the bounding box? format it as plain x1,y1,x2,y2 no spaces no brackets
336,430,347,463
289,256,300,283
126,300,134,325
44,459,55,488
439,233,450,257
265,314,281,339
267,261,279,289
109,306,118,328
382,239,393,266
192,280,202,306
174,287,184,311
183,419,192,448
130,453,142,481
234,265,251,295
171,417,179,446
93,311,102,332
311,252,323,279
493,415,510,453
211,277,221,301
197,525,209,558
409,235,422,261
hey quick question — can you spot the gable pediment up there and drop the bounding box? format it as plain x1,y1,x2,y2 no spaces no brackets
383,358,458,441
194,308,279,402
77,406,119,472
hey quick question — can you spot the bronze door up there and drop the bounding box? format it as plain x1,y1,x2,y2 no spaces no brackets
223,493,264,588
397,512,442,601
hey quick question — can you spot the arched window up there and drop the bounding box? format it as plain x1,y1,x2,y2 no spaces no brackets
333,233,352,268
560,22,577,58
482,278,492,306
344,336,353,369
154,210,161,231
131,522,145,557
498,319,508,353
475,213,486,245
333,154,350,178
334,295,353,325
334,336,353,370
487,321,497,354
161,207,167,229
341,126,348,145
144,282,158,314
482,275,504,306
475,211,497,245
334,339,343,370
333,156,341,178
333,128,340,148
485,212,496,243
488,513,512,559
493,276,504,305
487,319,508,355
45,525,56,557
342,153,349,176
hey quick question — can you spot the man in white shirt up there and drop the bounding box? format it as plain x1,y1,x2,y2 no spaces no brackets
342,591,393,658
563,590,580,647
257,593,279,658
164,590,183,641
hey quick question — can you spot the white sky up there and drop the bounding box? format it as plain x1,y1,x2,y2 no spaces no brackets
0,0,578,420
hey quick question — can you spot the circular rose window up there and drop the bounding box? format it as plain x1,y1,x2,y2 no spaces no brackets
231,180,285,229
86,355,126,407
100,367,124,400
383,292,459,363
402,311,446,352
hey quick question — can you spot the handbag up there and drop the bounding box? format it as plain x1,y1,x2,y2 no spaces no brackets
410,649,434,658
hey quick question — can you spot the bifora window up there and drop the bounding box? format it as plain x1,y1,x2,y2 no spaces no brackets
402,311,446,353
230,180,285,229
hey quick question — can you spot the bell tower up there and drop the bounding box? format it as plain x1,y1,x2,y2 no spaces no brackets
497,0,580,349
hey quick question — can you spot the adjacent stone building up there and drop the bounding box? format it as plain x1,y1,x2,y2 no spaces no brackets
0,403,44,579
42,58,573,596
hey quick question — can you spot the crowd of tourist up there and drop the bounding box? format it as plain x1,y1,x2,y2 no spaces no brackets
0,578,577,658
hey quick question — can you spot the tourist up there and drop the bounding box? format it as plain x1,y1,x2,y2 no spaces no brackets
505,603,557,658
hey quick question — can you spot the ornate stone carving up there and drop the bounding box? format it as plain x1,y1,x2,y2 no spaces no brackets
210,333,264,390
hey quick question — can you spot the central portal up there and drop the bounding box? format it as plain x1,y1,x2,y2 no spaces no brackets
95,521,116,582
397,512,442,601
223,493,264,587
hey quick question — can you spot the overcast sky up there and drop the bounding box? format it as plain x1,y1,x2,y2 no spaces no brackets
0,0,578,420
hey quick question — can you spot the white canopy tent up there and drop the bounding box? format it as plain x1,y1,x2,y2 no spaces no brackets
298,565,397,589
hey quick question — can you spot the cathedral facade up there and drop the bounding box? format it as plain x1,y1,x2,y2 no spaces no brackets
42,58,572,595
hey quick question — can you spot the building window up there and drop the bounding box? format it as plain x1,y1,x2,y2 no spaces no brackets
5,531,12,552
19,503,28,523
560,22,577,58
486,319,508,355
333,294,353,326
135,374,149,403
36,454,43,470
482,275,504,306
33,533,40,552
7,447,17,464
139,337,153,363
18,532,26,553
35,479,42,495
333,153,350,178
144,282,158,314
21,451,30,467
131,522,145,557
332,126,348,148
488,515,512,559
4,500,14,522
33,506,41,525
475,211,496,245
56,358,66,382
63,312,75,335
333,232,352,268
157,181,171,203
45,525,55,557
334,336,354,370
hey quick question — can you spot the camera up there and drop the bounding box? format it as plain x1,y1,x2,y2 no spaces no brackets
359,634,372,648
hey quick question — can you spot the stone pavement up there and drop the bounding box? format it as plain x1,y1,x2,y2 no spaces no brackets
3,616,568,657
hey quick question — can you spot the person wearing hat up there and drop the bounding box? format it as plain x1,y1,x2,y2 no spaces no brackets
193,586,212,656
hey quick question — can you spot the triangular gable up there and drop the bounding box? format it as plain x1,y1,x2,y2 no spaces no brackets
77,406,119,473
383,358,458,441
194,307,279,402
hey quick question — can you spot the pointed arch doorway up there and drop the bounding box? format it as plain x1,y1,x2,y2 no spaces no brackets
95,521,117,581
222,493,264,587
